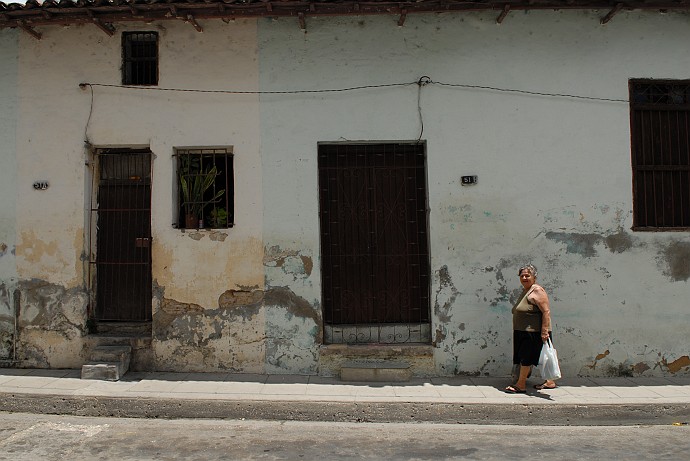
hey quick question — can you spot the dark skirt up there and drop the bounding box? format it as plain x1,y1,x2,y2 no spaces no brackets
513,330,552,367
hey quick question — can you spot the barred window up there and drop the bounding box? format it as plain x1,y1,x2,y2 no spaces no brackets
122,32,158,86
630,80,690,230
175,147,234,230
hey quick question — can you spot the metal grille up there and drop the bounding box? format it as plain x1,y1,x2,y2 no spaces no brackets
122,32,158,86
174,147,234,229
318,143,431,344
630,80,690,230
89,149,152,322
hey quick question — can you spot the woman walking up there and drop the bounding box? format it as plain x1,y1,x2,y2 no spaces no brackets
505,264,557,393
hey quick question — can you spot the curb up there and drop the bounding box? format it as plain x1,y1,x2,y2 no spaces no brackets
1,393,687,426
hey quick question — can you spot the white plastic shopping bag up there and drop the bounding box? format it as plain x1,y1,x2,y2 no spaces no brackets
537,338,561,380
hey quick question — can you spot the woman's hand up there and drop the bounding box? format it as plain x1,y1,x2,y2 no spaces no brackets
541,330,550,342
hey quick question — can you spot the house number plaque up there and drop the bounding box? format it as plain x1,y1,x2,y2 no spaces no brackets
461,175,478,186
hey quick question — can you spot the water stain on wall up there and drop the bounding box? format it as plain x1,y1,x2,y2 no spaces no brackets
18,230,59,263
545,231,602,257
604,229,633,253
662,241,690,282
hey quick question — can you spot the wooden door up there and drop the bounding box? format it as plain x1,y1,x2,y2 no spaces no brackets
318,143,430,327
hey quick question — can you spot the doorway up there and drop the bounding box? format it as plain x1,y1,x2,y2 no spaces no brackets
89,148,152,322
317,142,431,344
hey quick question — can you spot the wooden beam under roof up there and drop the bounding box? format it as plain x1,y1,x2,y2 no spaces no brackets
2,0,690,30
17,20,41,39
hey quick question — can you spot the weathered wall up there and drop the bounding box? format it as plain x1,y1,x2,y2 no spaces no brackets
3,10,688,376
0,29,19,362
10,20,264,371
258,10,690,377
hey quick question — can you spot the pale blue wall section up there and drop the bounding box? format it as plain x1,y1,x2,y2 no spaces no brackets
0,29,19,360
257,11,690,377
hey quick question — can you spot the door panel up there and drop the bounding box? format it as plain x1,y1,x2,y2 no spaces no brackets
318,143,430,328
93,149,152,322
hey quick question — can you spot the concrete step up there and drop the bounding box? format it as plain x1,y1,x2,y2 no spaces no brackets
84,335,153,373
81,345,132,381
81,362,125,381
320,343,434,378
340,360,412,382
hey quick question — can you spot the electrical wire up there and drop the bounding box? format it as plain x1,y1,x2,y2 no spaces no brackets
80,78,629,103
416,76,432,142
81,81,417,94
80,77,628,146
84,83,94,145
432,80,628,103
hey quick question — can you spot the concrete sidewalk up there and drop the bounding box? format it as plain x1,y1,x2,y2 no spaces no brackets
1,368,689,425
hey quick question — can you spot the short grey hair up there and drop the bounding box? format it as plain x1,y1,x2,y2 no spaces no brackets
518,264,537,278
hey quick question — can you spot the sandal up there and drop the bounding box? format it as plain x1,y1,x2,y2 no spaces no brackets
534,382,557,390
504,385,527,394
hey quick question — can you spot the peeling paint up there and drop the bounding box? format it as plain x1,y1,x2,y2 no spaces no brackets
160,298,205,315
5,280,89,367
663,355,690,373
264,246,312,279
434,266,458,324
300,255,313,277
218,289,264,308
633,362,650,374
264,286,319,326
264,245,299,267
208,231,228,242
152,289,265,372
187,232,205,241
264,286,320,373
0,242,7,257
587,349,610,369
432,327,446,347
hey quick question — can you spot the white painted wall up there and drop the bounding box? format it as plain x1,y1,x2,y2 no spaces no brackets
0,29,18,281
9,20,265,370
258,10,690,376
0,29,19,360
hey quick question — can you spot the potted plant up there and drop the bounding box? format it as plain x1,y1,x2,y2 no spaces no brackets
180,164,224,228
209,207,228,228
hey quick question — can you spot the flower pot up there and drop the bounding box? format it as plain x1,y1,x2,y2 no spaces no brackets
185,213,199,229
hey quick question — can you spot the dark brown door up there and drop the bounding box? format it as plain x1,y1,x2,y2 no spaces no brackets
94,149,152,321
318,143,430,326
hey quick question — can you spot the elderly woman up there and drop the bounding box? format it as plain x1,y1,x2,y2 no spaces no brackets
505,264,557,393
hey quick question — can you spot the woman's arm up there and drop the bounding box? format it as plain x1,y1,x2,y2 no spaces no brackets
529,285,551,341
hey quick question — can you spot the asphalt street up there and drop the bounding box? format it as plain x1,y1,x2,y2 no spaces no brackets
0,412,688,460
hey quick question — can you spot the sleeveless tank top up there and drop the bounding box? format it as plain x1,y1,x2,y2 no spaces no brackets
512,286,542,332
